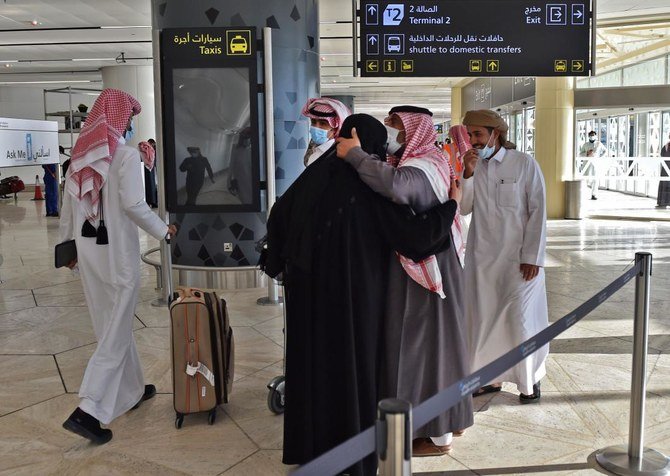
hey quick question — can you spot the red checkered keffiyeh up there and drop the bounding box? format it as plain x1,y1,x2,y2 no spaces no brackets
301,98,351,137
66,88,141,219
388,112,467,298
138,141,156,171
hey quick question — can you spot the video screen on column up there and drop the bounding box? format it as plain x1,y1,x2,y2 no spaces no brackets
165,67,261,213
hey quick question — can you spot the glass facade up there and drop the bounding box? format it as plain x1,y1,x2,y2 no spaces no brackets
577,54,670,89
505,108,535,155
577,109,670,197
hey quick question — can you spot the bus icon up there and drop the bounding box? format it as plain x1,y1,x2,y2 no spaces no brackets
384,34,404,55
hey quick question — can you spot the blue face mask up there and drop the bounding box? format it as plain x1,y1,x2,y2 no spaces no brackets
125,119,135,141
477,133,496,160
310,126,330,146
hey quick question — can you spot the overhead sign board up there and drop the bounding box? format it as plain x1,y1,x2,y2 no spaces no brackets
359,1,592,77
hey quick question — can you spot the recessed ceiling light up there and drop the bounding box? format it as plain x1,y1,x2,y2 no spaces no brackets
4,63,12,68
30,20,40,26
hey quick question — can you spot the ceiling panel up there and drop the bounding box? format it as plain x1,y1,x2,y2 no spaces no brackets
0,0,669,118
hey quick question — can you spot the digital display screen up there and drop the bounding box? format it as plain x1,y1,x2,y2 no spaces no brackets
359,1,592,77
172,68,255,208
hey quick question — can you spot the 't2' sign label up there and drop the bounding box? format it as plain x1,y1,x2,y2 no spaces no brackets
383,4,404,26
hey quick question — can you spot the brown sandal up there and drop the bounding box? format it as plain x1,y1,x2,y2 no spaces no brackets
412,438,452,457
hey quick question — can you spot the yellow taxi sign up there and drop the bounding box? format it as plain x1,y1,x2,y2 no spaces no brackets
226,30,252,56
554,59,568,72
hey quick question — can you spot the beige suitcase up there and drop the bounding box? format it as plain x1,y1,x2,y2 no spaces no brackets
170,287,234,428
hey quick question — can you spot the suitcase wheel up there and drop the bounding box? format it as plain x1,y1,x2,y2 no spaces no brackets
267,376,286,415
208,409,216,425
175,413,184,429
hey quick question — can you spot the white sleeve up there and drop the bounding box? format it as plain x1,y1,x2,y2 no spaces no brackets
59,178,75,243
460,175,474,216
118,149,169,241
521,159,547,267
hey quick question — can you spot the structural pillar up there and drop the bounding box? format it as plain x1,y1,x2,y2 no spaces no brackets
450,86,463,125
534,77,574,219
152,0,319,273
101,65,156,147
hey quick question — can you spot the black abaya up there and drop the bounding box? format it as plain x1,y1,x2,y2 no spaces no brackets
264,149,457,476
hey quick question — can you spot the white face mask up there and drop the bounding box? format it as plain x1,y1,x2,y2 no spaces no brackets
385,125,403,155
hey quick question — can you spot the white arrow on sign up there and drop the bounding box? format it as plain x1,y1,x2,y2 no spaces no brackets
368,5,377,15
369,36,377,45
575,10,583,19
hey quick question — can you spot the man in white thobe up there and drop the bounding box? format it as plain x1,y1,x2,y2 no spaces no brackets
60,89,176,444
579,130,607,200
460,110,548,403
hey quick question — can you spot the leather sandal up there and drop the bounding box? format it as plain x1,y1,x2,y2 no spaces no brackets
519,382,541,404
472,384,502,397
412,438,452,457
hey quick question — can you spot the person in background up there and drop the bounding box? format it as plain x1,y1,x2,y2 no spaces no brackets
337,105,472,457
140,139,158,208
179,146,215,206
59,89,177,445
60,145,71,178
580,130,607,200
42,162,59,217
461,109,548,404
301,97,351,167
657,133,670,208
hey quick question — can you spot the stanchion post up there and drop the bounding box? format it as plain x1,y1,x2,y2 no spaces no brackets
596,253,670,475
377,399,411,476
257,26,282,307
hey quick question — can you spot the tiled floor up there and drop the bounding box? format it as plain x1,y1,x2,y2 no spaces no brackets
1,193,669,476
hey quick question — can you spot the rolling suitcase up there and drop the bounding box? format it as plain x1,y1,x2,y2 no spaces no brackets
170,287,235,429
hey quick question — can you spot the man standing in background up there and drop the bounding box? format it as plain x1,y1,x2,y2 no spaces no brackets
580,130,607,200
42,163,59,217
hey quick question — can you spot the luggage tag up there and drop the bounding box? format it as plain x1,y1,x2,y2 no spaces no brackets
186,362,215,387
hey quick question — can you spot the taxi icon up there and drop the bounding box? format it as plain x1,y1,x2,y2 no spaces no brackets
230,35,248,54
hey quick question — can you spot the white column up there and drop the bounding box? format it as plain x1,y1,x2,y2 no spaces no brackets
534,77,575,219
101,65,156,147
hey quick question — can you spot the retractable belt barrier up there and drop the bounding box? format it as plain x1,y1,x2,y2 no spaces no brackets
291,261,643,476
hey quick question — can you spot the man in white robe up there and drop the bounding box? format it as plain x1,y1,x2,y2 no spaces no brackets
60,89,176,443
460,109,548,403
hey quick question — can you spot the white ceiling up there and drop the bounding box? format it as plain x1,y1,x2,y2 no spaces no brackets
1,0,670,119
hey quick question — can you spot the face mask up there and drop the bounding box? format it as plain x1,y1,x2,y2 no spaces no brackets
125,119,135,141
477,132,496,160
385,125,403,155
589,136,596,143
310,126,330,146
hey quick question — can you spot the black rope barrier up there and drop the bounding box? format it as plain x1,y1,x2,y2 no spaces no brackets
291,261,643,476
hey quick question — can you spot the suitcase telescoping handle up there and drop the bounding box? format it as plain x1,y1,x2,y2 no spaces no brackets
165,235,176,303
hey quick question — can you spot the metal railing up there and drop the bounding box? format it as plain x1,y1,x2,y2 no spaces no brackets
576,156,670,181
290,252,670,476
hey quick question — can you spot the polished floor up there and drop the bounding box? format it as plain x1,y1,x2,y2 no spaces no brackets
1,193,669,476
